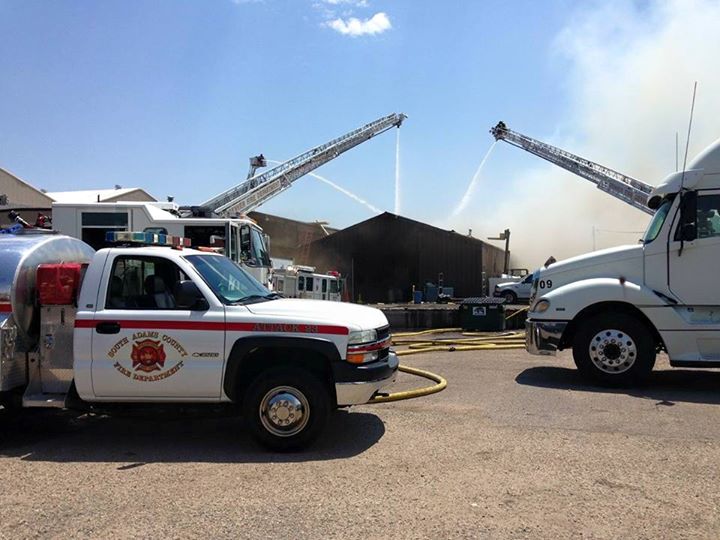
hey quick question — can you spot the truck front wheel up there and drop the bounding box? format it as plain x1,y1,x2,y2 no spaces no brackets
572,312,656,386
242,367,330,451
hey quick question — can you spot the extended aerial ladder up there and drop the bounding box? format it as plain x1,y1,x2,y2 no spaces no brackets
490,121,654,214
200,113,407,217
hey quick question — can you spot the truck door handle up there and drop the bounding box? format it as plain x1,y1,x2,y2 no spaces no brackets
96,322,121,334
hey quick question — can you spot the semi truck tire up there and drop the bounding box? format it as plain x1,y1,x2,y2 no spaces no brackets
572,312,655,386
242,367,330,451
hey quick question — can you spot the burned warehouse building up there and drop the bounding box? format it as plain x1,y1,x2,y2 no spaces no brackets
303,212,506,304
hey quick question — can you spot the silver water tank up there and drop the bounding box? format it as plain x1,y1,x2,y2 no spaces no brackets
0,232,95,351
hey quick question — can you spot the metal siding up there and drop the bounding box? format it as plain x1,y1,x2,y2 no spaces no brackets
307,213,505,303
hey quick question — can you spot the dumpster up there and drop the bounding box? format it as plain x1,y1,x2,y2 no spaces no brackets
460,297,506,331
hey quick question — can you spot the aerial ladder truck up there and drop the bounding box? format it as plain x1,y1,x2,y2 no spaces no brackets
198,112,407,218
51,113,406,286
490,121,654,214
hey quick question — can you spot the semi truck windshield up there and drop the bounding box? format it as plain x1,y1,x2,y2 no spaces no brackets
642,197,674,244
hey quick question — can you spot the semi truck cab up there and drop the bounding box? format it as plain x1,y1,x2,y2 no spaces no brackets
526,137,720,384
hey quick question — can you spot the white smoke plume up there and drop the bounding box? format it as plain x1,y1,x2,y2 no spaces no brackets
455,0,720,269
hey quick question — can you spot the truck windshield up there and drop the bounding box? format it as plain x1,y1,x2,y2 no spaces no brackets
642,197,674,244
240,226,271,268
250,228,271,267
185,254,276,305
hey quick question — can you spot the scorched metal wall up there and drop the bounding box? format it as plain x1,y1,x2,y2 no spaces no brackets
304,213,505,303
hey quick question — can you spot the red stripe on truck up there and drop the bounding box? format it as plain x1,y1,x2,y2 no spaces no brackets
0,303,11,313
74,319,348,335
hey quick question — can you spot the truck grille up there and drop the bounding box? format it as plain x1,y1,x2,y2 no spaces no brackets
377,325,391,361
376,325,390,342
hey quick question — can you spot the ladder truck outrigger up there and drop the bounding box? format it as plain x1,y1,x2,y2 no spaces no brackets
51,113,407,287
491,120,720,386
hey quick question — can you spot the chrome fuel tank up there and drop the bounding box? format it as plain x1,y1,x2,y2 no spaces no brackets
0,231,94,351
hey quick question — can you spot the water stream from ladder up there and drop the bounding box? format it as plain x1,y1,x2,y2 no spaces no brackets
394,128,401,215
266,160,382,215
451,141,497,217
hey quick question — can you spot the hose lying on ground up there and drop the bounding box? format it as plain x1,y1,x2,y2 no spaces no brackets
392,327,462,338
366,329,526,403
367,364,447,403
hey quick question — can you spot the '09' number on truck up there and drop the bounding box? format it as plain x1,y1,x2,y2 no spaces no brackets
539,279,553,289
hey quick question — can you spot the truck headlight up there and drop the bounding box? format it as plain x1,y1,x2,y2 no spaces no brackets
348,329,377,345
346,329,390,364
533,299,550,313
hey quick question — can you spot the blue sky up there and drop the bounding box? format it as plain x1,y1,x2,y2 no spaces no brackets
2,0,718,264
0,1,571,217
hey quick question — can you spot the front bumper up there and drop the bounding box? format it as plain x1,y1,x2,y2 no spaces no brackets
334,351,399,406
525,319,568,356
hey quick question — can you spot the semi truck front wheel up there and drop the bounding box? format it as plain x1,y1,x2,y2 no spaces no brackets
572,312,656,386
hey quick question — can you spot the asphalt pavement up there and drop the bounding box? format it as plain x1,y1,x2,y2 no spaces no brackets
2,346,720,539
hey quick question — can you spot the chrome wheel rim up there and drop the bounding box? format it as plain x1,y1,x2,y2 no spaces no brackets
259,386,310,437
589,329,637,374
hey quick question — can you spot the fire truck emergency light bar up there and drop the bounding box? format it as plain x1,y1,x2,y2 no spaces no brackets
105,231,192,248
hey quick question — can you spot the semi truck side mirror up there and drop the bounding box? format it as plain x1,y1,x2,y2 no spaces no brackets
676,190,698,243
680,191,697,226
681,223,697,241
175,280,209,311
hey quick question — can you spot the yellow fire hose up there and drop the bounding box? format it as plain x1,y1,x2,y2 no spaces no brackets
366,327,527,403
367,364,447,403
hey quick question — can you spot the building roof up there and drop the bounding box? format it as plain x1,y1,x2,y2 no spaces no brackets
46,188,156,203
323,211,490,245
0,167,54,206
249,211,339,234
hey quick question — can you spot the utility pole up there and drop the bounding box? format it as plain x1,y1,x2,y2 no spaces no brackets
487,228,511,275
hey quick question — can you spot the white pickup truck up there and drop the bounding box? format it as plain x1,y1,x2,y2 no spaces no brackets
526,137,720,385
0,231,397,450
493,274,534,304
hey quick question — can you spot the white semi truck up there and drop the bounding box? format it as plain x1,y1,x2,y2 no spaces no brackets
0,230,397,450
492,123,720,384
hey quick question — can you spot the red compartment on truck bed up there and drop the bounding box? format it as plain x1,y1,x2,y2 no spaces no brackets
37,263,83,305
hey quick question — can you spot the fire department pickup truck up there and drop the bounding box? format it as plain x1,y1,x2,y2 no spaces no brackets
0,230,398,450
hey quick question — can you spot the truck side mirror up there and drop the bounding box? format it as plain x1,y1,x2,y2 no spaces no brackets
680,191,697,224
681,223,697,242
175,280,209,311
675,191,698,244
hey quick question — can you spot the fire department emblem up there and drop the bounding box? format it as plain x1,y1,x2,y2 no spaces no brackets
131,339,167,372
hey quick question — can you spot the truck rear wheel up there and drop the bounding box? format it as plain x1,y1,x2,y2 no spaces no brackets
572,312,655,386
242,367,330,451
